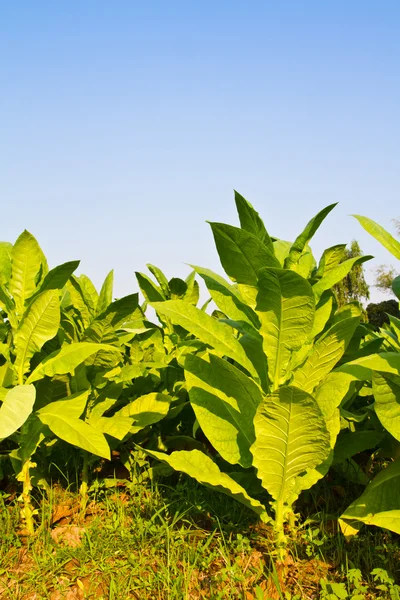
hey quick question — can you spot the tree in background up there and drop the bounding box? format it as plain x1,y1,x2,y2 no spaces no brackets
333,240,370,307
374,218,400,295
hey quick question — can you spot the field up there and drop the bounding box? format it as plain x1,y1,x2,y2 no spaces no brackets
1,192,400,599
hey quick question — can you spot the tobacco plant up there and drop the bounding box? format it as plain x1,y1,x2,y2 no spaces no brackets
339,216,400,536
142,192,373,557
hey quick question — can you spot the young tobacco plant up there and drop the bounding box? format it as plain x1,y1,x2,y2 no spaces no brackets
338,216,400,537
142,192,372,558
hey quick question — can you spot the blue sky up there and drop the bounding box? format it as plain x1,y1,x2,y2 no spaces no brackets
1,1,399,302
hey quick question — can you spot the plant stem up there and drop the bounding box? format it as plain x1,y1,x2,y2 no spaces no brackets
80,451,89,511
18,460,35,535
274,499,287,561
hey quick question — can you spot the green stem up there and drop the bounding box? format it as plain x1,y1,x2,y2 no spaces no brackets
274,500,287,561
19,460,35,535
80,451,89,510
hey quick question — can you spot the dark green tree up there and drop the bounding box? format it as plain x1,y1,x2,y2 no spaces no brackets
333,240,370,307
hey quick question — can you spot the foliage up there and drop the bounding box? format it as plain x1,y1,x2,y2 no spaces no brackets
1,194,400,567
333,240,370,308
366,299,400,329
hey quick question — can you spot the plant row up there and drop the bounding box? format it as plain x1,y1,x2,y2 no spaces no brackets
0,192,400,558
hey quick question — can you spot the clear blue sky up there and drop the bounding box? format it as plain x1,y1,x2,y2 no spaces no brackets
1,1,399,302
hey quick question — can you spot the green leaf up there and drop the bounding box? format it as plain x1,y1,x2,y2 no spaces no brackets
256,268,315,389
88,414,133,440
284,204,337,269
209,222,280,285
310,291,334,339
334,430,384,465
32,261,80,299
65,277,92,328
191,265,258,327
38,398,110,459
10,231,46,316
314,371,358,417
147,264,170,298
152,300,257,376
97,270,114,315
339,459,400,536
337,352,400,381
144,448,268,520
136,272,165,302
0,385,36,440
26,342,120,384
392,276,400,300
251,386,330,507
234,190,273,251
0,242,12,286
292,317,360,394
353,215,400,260
78,275,99,316
373,371,400,442
185,353,262,467
117,392,170,433
315,244,347,278
14,290,60,383
313,255,373,299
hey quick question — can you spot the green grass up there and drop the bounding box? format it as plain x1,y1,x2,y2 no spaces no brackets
0,474,399,599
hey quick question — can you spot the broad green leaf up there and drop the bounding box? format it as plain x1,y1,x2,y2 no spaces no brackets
97,270,114,315
97,294,140,327
17,413,46,463
38,400,110,459
314,371,358,417
209,222,279,285
88,414,133,440
26,342,121,384
191,265,258,327
184,271,200,305
373,371,400,441
147,264,170,298
337,352,400,381
284,204,337,269
292,317,360,394
79,275,99,316
152,300,257,376
0,284,17,328
32,261,80,299
333,430,385,465
310,291,334,339
339,459,400,536
0,242,12,286
10,231,46,316
65,277,92,328
14,290,60,383
315,244,347,278
353,215,400,260
313,255,373,299
294,246,316,278
117,392,170,432
42,390,90,421
185,353,262,467
0,385,36,440
272,240,291,266
135,272,165,302
392,275,400,300
144,449,268,520
256,268,315,389
251,386,330,507
234,190,273,251
239,332,269,392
